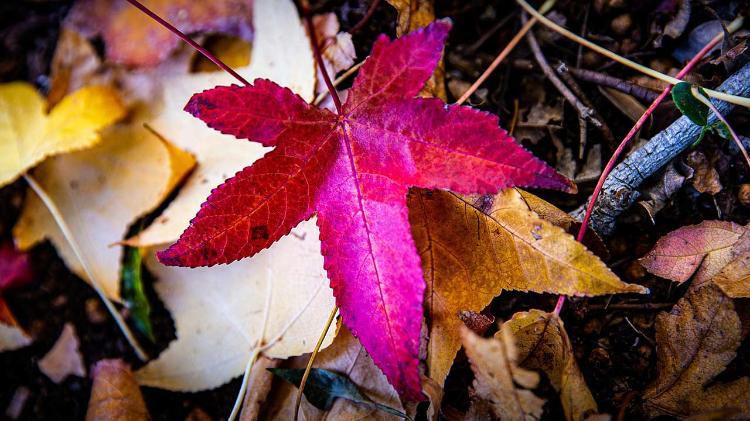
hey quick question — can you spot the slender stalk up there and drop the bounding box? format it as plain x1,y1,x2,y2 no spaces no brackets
294,306,338,421
691,86,750,168
23,174,148,360
553,14,737,316
456,0,556,105
349,0,382,35
516,0,750,108
123,0,250,86
313,61,365,106
300,1,344,114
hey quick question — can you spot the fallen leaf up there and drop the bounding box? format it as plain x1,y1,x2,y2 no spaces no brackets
0,242,34,351
66,0,253,67
121,246,154,341
408,188,646,386
710,252,750,297
269,368,408,419
0,82,125,188
643,284,750,417
38,323,86,383
264,327,404,420
193,36,252,72
239,355,280,421
685,151,722,195
385,0,446,99
86,359,149,421
159,20,574,398
461,325,545,421
13,125,194,300
637,161,693,223
459,311,495,336
47,29,106,108
640,220,750,286
501,310,598,421
313,13,356,93
127,0,315,248
134,219,336,391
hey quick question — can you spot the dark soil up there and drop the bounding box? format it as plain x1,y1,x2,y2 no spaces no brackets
1,0,749,420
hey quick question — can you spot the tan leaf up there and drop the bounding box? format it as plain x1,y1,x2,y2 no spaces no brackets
264,327,403,420
86,359,149,421
127,0,316,248
385,0,446,99
312,13,356,93
461,325,545,421
239,356,281,421
38,323,86,383
710,252,750,298
13,125,194,300
0,83,125,188
686,151,722,195
134,219,336,392
643,284,750,418
501,310,598,421
0,316,31,353
408,188,646,386
640,220,750,286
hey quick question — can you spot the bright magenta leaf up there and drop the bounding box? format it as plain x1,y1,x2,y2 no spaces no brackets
158,21,573,399
0,241,33,326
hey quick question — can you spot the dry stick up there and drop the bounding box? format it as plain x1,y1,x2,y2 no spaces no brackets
313,61,365,106
349,0,382,35
691,86,750,168
293,306,338,421
23,175,148,360
455,0,556,105
516,0,750,108
566,67,659,103
552,19,744,316
123,0,250,86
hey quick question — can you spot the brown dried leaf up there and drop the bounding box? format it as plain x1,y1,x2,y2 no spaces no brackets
686,151,722,195
711,252,750,298
461,325,545,421
408,189,645,386
501,310,598,421
643,285,750,417
637,161,692,223
66,0,253,67
312,13,356,93
640,220,750,286
86,359,149,421
38,323,86,383
239,356,280,421
264,327,403,420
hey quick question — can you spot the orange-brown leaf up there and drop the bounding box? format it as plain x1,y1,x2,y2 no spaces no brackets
711,252,750,297
86,359,149,421
501,310,598,421
643,284,750,418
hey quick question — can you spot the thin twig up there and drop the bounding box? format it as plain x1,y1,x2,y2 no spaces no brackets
567,67,659,103
123,0,250,86
465,12,516,55
301,0,343,114
516,0,750,108
455,0,556,105
23,174,148,360
294,306,338,421
349,0,382,35
313,61,364,106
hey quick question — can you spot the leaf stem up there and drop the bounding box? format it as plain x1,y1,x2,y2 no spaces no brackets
456,0,556,105
313,61,364,106
300,0,344,114
349,0,382,35
122,0,250,86
23,174,148,361
516,0,750,108
690,86,750,168
553,14,741,316
294,306,338,421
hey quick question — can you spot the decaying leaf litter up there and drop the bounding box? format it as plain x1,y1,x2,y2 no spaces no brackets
1,0,750,419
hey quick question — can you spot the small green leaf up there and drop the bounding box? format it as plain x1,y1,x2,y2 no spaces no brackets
672,82,709,126
121,246,154,342
710,120,732,139
268,368,410,419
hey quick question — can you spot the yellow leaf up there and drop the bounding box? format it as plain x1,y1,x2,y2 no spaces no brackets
13,125,194,300
643,284,750,417
408,188,647,387
0,83,125,187
135,220,336,392
501,310,598,421
461,325,545,421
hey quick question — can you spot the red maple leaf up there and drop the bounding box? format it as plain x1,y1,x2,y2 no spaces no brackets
158,21,574,399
